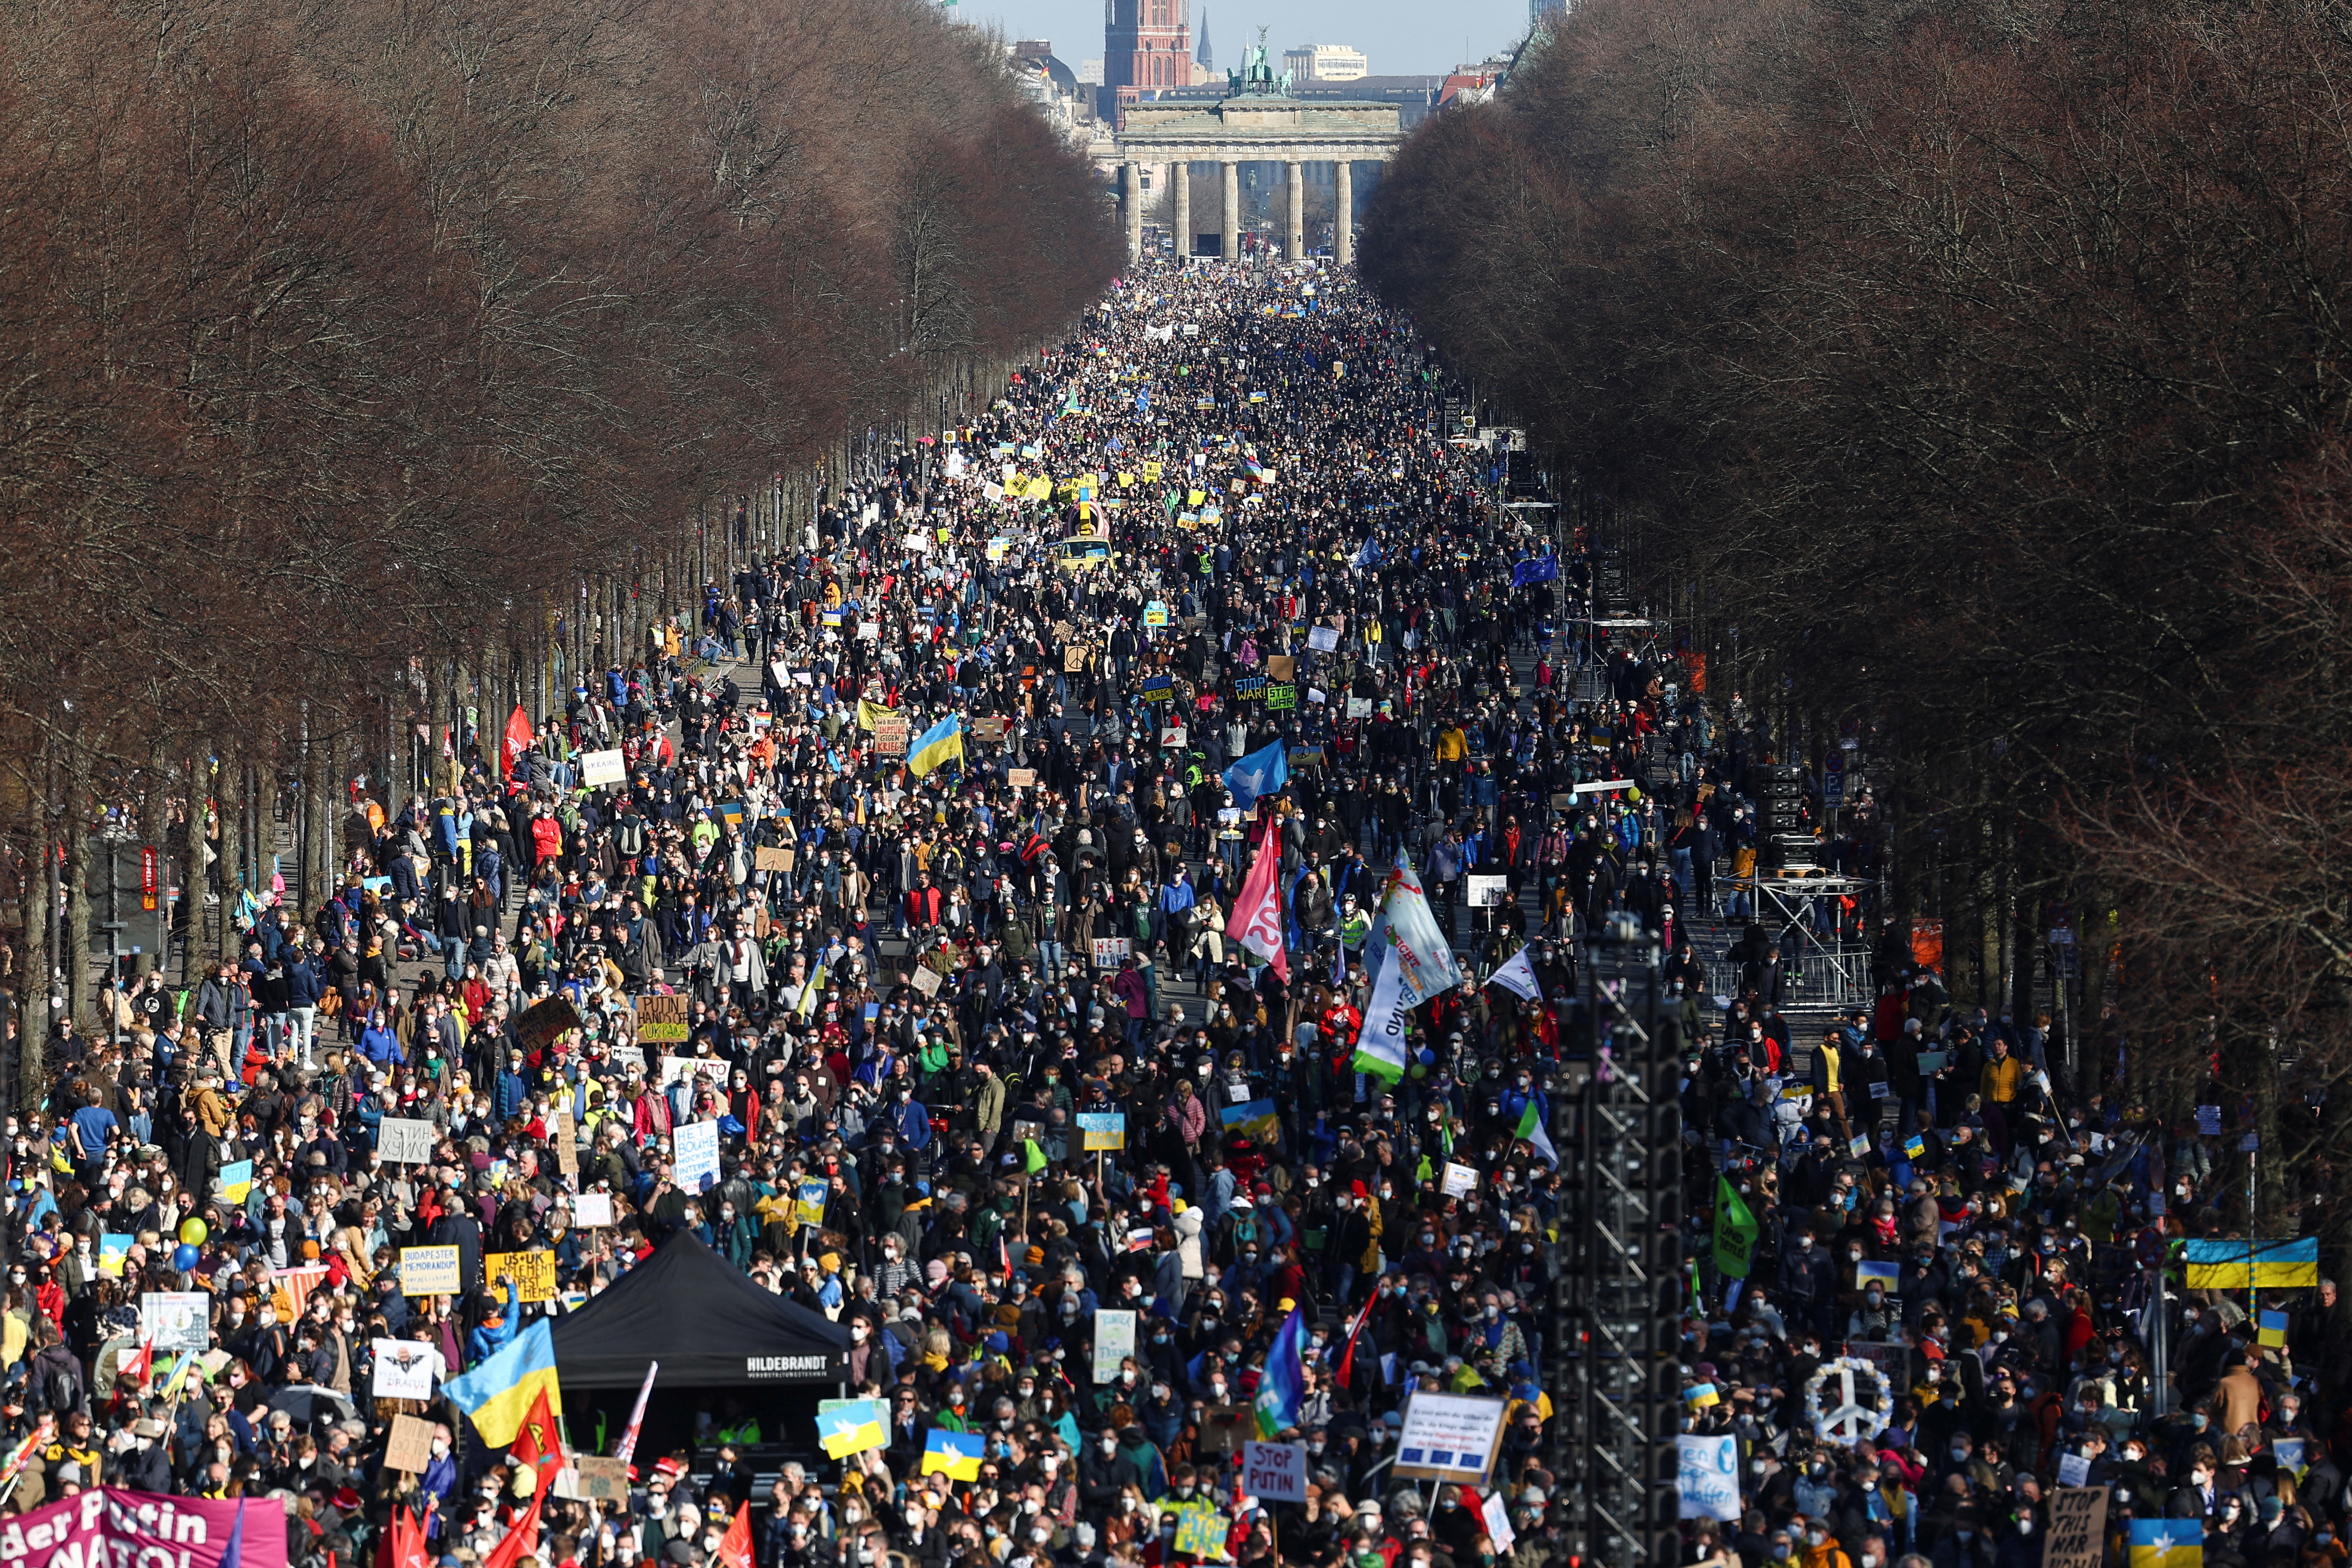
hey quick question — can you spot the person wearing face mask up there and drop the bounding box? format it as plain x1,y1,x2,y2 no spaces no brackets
1800,1519,1855,1568
2166,1447,2222,1520
1929,1507,1995,1568
1077,1425,1144,1515
1777,1225,1836,1340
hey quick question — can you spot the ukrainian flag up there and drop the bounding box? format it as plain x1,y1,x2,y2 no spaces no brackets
2258,1311,2289,1348
908,716,964,778
2130,1519,2202,1568
816,1399,887,1460
443,1320,561,1447
2184,1237,2320,1290
922,1427,984,1481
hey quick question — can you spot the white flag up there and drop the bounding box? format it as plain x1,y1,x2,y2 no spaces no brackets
1486,943,1541,1002
1479,1489,1516,1553
1370,855,1466,1007
1350,927,1413,1083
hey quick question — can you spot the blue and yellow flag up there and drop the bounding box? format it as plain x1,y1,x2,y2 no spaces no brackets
443,1319,560,1447
2130,1519,2202,1568
922,1427,984,1481
908,715,964,778
2184,1237,2319,1290
2258,1311,2289,1348
816,1399,887,1460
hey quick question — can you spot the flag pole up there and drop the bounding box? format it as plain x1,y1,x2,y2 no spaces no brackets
614,1360,659,1465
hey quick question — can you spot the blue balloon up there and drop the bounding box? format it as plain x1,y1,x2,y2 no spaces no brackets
172,1243,199,1271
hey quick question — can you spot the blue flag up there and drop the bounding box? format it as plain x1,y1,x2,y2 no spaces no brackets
1512,555,1559,586
1254,1302,1307,1437
1223,740,1289,811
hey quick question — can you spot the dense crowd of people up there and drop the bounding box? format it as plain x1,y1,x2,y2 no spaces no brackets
7,248,2332,1568
0,259,1587,1568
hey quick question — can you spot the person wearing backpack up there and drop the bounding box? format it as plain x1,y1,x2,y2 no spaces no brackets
26,1319,85,1418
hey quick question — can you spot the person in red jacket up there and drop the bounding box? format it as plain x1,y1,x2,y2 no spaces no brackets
905,873,943,931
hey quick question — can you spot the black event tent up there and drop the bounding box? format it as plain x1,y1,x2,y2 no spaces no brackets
551,1230,850,1388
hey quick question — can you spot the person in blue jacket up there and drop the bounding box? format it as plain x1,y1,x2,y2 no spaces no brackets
466,1280,519,1368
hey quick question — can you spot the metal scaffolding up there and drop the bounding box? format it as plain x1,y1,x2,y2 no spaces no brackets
1550,917,1684,1568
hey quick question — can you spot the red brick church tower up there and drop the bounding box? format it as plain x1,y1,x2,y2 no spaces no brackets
1105,0,1191,112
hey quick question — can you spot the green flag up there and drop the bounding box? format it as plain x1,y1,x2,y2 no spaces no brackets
1713,1175,1759,1279
1024,1139,1047,1174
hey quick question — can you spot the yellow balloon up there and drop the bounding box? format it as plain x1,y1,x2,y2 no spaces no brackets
179,1218,207,1246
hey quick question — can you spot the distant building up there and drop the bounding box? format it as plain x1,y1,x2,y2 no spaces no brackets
1294,75,1444,130
1437,52,1517,108
1282,43,1369,82
1078,59,1104,85
1008,40,1102,143
1529,0,1567,25
1103,0,1194,121
1196,10,1214,72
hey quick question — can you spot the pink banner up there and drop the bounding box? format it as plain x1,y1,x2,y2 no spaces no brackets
0,1487,288,1568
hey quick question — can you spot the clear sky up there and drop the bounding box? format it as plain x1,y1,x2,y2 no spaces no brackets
955,0,1532,79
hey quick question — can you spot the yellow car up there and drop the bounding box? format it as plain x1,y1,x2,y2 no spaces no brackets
1053,533,1118,573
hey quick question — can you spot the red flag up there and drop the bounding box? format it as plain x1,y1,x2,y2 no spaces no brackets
508,1386,565,1496
1334,1288,1380,1390
1223,1455,1255,1561
377,1509,428,1568
1232,830,1289,982
118,1340,154,1389
501,705,534,784
716,1505,753,1568
481,1492,543,1568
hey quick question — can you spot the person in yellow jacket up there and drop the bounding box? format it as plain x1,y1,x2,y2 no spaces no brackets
1979,1035,2025,1154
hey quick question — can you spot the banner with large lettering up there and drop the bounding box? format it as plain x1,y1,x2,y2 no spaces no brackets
0,1487,289,1568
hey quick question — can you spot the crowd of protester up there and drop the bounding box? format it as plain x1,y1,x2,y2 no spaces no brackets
7,250,2331,1568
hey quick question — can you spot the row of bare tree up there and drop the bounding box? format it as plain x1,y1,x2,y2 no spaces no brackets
0,0,1117,1089
1360,0,2352,1233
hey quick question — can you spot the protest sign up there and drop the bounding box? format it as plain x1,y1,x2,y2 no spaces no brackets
384,1414,435,1472
1092,1310,1136,1384
486,1250,558,1303
574,1458,630,1501
1678,1435,1741,1520
398,1246,462,1296
373,1339,438,1400
377,1117,436,1164
0,1489,291,1568
1393,1392,1507,1482
672,1120,721,1194
2045,1487,2110,1568
139,1292,211,1354
1077,1111,1127,1151
1242,1441,1308,1503
513,995,581,1051
633,993,691,1044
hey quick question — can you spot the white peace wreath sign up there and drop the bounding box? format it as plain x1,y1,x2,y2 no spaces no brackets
1803,1356,1893,1446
